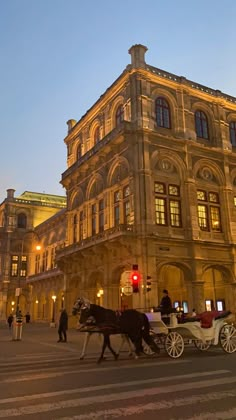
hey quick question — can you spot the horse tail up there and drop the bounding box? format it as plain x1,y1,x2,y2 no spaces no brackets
141,313,160,354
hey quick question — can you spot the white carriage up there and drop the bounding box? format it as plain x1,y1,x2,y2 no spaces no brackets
145,311,236,359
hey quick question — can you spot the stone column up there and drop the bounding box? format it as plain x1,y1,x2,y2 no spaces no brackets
192,281,205,313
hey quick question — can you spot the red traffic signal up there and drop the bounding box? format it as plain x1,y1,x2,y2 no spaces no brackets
131,271,140,293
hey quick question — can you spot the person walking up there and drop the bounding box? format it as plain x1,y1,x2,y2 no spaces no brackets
25,312,31,323
7,314,14,330
57,309,68,343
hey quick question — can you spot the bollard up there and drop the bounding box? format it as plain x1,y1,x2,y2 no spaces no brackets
12,314,23,341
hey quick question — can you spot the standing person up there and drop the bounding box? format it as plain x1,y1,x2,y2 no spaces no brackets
7,314,14,330
25,312,31,323
57,309,68,343
159,289,172,315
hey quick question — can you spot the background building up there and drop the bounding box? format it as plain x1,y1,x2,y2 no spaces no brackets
0,189,66,319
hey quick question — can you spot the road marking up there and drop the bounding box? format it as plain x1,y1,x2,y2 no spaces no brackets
179,407,236,420
0,373,235,417
0,370,228,403
57,391,236,419
2,359,191,382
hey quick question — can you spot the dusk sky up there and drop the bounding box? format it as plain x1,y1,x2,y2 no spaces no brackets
1,0,236,203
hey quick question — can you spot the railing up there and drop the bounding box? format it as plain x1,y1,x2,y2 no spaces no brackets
146,65,236,104
62,121,132,180
56,224,134,259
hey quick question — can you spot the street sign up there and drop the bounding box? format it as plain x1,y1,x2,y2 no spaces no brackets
15,288,21,297
122,285,133,296
120,271,132,287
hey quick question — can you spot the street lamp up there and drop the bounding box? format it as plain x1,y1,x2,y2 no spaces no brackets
16,231,41,315
51,295,56,323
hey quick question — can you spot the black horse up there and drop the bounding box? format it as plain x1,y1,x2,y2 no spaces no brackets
72,297,160,363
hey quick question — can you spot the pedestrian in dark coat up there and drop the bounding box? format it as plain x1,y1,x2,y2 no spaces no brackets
7,314,14,329
159,289,172,315
57,309,68,343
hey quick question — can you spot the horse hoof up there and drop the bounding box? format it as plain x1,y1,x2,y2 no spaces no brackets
114,353,119,360
79,355,84,360
97,358,102,364
128,352,133,358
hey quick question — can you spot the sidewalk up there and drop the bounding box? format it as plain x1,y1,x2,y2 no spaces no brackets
0,321,127,360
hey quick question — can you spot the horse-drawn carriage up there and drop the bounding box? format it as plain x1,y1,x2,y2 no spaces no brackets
144,310,236,358
72,298,236,362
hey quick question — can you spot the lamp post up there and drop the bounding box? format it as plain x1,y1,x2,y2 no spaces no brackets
51,295,56,326
16,231,41,315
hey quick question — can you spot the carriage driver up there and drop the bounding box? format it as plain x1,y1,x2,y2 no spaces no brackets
159,289,172,315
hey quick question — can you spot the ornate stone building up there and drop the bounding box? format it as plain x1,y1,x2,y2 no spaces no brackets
22,44,236,322
54,44,236,317
0,189,66,318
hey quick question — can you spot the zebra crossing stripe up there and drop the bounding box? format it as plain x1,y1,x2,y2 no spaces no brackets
0,373,235,417
0,370,228,403
57,392,236,419
2,359,191,382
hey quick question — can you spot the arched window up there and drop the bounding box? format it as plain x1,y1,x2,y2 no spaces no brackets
115,105,124,127
230,122,236,146
73,214,77,243
195,110,209,139
77,144,82,160
94,127,100,144
155,97,171,128
17,213,27,228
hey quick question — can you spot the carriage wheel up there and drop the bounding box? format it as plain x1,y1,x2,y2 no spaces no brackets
194,340,211,351
165,331,184,358
219,324,236,353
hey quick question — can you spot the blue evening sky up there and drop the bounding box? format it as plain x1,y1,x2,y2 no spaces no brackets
0,0,235,203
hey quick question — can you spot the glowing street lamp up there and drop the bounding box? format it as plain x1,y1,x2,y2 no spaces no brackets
51,295,56,323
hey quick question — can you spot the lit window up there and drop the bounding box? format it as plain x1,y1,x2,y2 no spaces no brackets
195,111,209,139
155,97,171,128
154,182,181,227
197,190,221,232
11,255,18,277
197,205,208,230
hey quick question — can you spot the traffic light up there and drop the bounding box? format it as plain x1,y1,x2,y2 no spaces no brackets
146,275,152,292
131,269,140,293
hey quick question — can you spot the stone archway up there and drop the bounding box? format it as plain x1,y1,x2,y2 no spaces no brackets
203,266,233,311
87,271,104,305
158,263,192,313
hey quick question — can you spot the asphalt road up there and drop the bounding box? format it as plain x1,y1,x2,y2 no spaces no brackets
0,322,236,419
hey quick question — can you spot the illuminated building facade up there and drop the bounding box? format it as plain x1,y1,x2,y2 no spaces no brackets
0,189,66,318
55,44,236,316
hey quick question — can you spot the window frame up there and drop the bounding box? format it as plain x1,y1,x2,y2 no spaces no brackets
195,110,209,140
155,97,171,129
197,190,221,232
230,121,236,146
115,105,124,127
154,182,182,227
